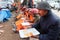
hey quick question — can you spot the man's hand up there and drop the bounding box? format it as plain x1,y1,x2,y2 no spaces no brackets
31,35,39,39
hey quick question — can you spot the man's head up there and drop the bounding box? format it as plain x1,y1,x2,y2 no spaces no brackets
37,1,51,16
38,9,48,16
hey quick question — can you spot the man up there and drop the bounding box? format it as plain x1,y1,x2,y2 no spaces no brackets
21,0,28,6
32,1,59,40
28,0,34,8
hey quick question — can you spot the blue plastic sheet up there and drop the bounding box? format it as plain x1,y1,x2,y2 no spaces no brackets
0,9,12,22
2,9,12,19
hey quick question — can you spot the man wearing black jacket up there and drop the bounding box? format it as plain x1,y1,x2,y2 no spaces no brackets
32,1,60,40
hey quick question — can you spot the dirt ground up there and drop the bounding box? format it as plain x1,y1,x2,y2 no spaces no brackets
0,12,21,40
0,12,39,40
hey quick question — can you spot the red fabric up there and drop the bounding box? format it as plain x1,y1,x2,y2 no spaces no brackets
29,8,38,14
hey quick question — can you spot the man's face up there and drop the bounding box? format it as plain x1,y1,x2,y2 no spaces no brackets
38,9,48,16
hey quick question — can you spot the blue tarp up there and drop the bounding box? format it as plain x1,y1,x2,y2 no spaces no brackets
0,9,12,22
2,9,12,19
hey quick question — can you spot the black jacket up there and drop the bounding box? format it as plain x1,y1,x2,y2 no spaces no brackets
32,11,60,40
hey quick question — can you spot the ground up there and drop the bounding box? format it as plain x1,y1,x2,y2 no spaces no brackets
0,9,60,40
0,12,21,40
0,12,38,40
51,9,60,17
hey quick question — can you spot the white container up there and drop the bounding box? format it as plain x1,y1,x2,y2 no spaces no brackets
19,28,40,38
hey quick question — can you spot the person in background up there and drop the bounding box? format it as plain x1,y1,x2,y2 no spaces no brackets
28,0,34,8
21,0,28,6
32,1,59,40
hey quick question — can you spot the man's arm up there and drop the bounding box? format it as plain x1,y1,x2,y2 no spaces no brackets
32,21,41,33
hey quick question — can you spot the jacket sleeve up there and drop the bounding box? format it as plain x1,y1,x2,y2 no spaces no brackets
32,21,41,33
47,21,59,40
32,21,40,28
